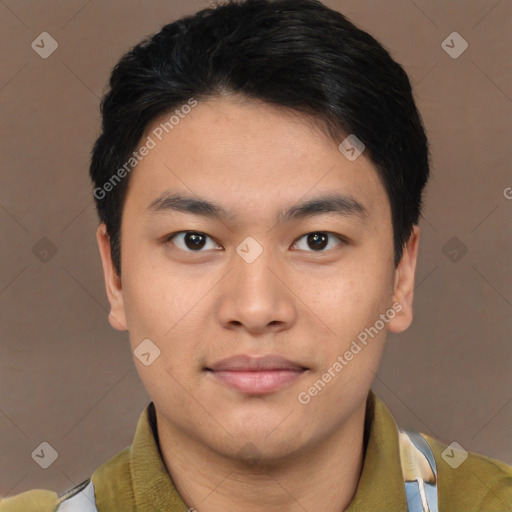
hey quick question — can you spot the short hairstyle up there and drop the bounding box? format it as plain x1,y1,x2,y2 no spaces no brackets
90,0,430,276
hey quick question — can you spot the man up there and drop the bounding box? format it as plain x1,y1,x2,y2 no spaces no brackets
2,0,511,511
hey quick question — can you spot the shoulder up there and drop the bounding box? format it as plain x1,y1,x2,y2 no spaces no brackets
0,445,132,512
422,433,512,511
0,489,58,512
0,478,98,512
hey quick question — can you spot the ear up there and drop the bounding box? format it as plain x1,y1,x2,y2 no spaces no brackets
387,225,420,334
96,224,128,331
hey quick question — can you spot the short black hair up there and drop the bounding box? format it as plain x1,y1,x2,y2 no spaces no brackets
90,0,430,276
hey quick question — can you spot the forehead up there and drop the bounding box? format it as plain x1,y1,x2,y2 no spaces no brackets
123,97,390,224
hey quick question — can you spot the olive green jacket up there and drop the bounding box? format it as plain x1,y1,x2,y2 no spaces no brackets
1,390,511,511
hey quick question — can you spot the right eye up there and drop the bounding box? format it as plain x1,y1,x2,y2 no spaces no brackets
164,231,223,252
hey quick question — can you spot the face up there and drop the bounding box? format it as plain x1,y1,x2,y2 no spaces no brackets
97,96,419,464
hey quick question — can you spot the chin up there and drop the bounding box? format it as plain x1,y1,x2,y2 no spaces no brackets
211,420,311,463
217,436,308,468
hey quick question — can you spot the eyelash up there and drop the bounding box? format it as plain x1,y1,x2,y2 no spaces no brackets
164,231,348,253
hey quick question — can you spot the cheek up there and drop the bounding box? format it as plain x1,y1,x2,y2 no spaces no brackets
121,267,203,403
121,259,207,371
123,272,167,333
304,265,392,338
302,262,393,387
121,233,177,320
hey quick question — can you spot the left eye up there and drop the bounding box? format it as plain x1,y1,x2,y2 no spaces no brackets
292,232,345,252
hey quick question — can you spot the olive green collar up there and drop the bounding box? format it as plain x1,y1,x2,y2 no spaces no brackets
92,389,407,511
345,389,408,511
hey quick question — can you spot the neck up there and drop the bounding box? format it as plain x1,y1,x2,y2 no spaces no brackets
156,400,368,512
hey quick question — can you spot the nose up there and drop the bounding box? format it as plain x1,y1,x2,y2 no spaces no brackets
216,241,297,335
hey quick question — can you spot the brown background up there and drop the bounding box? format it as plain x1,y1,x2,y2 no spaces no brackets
1,0,511,498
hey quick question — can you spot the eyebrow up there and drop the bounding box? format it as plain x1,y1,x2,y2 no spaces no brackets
145,192,368,223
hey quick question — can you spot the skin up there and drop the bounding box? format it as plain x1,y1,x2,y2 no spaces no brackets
97,95,419,512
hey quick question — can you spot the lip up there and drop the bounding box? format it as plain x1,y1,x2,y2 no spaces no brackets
205,354,308,395
207,354,307,372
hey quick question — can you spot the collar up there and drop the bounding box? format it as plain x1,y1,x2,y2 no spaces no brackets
129,401,188,511
345,389,408,511
92,388,408,511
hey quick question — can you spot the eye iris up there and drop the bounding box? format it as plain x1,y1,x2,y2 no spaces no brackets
185,232,206,250
307,232,328,250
